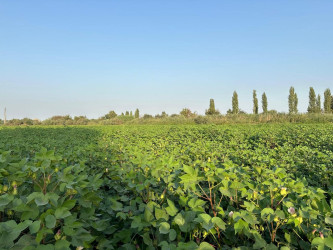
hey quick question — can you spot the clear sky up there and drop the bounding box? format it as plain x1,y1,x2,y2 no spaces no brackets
1,1,332,119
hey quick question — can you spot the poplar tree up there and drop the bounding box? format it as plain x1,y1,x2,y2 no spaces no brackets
323,88,332,113
253,90,258,114
232,91,239,114
288,87,298,114
134,109,139,118
262,92,268,114
307,87,316,113
205,99,220,115
316,94,321,113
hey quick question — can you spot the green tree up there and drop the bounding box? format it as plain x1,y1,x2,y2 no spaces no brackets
262,92,268,114
104,111,117,119
232,91,239,114
253,90,258,114
205,99,220,115
316,94,321,113
288,87,298,114
180,108,194,118
323,88,332,113
134,109,139,118
130,111,133,117
125,111,129,116
331,95,333,111
307,87,316,113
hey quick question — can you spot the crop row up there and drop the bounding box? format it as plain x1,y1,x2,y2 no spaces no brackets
0,124,332,249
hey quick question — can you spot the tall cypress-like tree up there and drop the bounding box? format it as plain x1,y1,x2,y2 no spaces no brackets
205,99,220,115
262,92,268,114
232,91,239,114
316,94,321,113
134,109,139,118
253,90,258,114
307,87,316,113
288,87,298,114
323,88,332,113
331,95,333,111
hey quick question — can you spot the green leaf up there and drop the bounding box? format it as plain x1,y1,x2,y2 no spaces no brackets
325,236,333,249
155,207,169,221
35,194,49,206
165,199,178,216
55,207,71,219
12,234,36,249
253,233,267,249
261,207,275,222
142,232,152,245
159,222,170,234
266,243,278,250
29,221,41,234
174,213,185,226
54,239,71,250
198,242,215,250
234,219,248,234
36,245,55,250
211,217,226,230
195,213,214,231
110,198,123,211
45,215,56,229
325,217,333,225
61,199,76,210
285,232,291,243
144,208,154,223
312,237,325,247
183,165,196,175
177,241,198,250
0,194,14,206
169,229,176,241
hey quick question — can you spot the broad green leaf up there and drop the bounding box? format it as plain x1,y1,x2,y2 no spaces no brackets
198,242,214,250
110,199,123,211
55,207,71,219
144,208,154,222
211,217,226,230
325,217,333,225
61,199,76,210
169,229,177,241
195,213,214,231
155,207,169,221
159,222,170,234
29,221,41,234
54,240,71,250
142,232,152,245
253,233,267,249
234,219,248,234
165,199,178,216
325,236,333,249
0,194,14,206
45,215,56,229
174,213,185,226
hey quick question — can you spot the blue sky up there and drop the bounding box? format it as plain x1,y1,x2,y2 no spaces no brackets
0,1,332,119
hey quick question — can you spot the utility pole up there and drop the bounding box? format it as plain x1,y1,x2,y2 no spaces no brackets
4,107,6,125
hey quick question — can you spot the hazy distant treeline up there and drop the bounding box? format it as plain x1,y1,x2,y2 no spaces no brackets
1,87,332,126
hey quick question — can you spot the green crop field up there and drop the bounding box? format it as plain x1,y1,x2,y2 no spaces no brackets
0,124,332,249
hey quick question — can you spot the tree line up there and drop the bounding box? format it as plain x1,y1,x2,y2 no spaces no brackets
203,87,332,116
1,87,332,126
